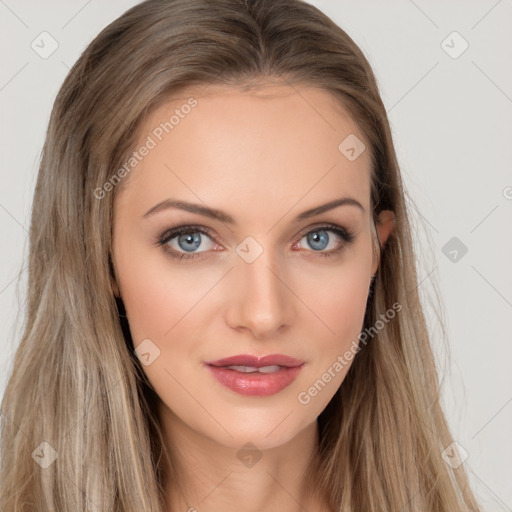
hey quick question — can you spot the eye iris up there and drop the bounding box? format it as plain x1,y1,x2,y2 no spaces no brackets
178,232,202,252
307,230,329,250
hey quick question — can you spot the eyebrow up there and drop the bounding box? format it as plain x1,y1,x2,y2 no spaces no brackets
143,196,365,223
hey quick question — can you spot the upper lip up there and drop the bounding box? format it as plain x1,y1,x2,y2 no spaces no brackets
205,354,305,368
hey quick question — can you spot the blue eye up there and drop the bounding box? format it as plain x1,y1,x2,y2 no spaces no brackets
157,223,355,262
294,224,355,259
172,230,213,253
157,225,217,261
303,229,338,251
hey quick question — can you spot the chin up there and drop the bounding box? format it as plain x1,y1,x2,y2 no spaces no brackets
202,408,317,451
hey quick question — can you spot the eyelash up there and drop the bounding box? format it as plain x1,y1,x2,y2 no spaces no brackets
155,223,355,262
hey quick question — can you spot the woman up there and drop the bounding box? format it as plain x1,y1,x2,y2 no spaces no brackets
0,0,482,511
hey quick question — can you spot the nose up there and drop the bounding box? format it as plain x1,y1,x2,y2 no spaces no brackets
224,248,295,339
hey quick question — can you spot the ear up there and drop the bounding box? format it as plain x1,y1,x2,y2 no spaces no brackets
371,210,395,276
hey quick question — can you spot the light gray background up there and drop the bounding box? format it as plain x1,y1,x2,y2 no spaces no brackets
1,1,511,510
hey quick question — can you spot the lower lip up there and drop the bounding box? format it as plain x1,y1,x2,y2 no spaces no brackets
205,364,304,396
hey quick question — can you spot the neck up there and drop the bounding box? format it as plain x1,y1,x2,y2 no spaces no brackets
157,402,329,512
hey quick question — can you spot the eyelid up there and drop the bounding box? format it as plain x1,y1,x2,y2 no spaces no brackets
296,221,348,237
157,224,219,247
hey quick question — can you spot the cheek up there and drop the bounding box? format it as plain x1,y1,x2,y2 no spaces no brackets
322,266,369,340
114,236,208,344
113,243,213,410
294,249,371,349
292,246,371,406
113,238,225,396
118,257,177,342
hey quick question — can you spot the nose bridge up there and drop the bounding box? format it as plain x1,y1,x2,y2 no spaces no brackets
228,239,293,336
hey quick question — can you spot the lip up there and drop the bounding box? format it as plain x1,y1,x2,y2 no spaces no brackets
205,354,304,368
204,354,305,396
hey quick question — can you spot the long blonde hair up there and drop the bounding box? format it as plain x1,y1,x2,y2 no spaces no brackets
0,0,481,510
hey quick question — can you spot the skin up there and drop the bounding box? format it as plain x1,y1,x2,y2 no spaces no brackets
111,81,394,512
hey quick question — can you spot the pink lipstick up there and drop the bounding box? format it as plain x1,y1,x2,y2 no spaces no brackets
204,354,304,396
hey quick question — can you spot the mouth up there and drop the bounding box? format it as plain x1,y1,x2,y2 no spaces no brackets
204,354,305,396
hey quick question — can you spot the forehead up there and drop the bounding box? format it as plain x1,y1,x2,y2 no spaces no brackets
115,82,372,224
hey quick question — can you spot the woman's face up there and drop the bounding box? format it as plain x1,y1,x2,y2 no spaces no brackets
112,83,393,450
